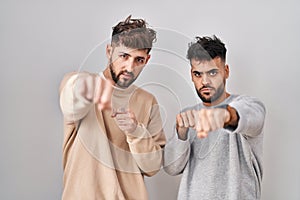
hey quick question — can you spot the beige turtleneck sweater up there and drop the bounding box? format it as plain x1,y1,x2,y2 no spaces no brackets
59,72,166,200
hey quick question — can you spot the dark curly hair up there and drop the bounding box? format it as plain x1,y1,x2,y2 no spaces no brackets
187,35,227,62
111,15,156,53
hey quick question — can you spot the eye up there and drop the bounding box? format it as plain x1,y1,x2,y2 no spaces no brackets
208,69,218,76
136,57,145,64
193,71,201,77
120,54,129,59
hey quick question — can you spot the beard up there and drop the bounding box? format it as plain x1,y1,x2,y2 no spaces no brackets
196,81,226,103
109,63,136,88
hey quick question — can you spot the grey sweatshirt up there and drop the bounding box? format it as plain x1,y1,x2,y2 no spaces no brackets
164,95,266,200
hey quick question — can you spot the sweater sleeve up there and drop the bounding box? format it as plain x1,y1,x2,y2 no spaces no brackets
163,128,192,176
125,102,166,177
229,95,266,138
59,72,94,124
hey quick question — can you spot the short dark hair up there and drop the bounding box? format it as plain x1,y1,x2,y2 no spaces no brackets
187,35,227,62
111,15,156,53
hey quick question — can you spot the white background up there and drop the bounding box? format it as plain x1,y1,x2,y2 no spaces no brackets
1,0,299,199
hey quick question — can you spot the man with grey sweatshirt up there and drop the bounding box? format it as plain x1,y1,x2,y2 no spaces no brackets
163,35,266,200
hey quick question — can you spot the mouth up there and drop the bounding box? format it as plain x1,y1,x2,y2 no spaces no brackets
200,87,215,96
201,88,211,92
119,72,133,80
201,87,213,93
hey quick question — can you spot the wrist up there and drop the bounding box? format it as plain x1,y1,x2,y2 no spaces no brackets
176,126,188,141
224,105,239,130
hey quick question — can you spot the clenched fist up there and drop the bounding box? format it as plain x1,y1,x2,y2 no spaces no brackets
111,108,138,134
75,72,114,110
176,107,234,139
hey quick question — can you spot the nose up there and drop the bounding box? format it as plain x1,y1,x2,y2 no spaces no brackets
201,74,210,85
125,58,135,72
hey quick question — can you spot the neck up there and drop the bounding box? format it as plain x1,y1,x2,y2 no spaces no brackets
203,92,230,107
103,67,112,81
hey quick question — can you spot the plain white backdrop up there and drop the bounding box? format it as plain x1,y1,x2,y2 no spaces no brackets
1,0,299,199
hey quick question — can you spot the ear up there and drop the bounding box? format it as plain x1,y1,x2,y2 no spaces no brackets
144,54,151,65
224,64,230,79
190,67,195,82
106,44,112,59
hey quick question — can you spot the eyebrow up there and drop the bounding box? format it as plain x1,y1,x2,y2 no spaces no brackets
192,68,219,74
120,51,147,60
119,52,130,56
120,51,145,57
136,56,146,60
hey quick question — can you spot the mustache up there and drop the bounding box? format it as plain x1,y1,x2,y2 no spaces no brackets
118,70,134,78
199,86,215,91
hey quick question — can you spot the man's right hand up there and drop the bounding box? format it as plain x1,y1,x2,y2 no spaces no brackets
176,108,231,140
176,110,195,140
75,72,114,110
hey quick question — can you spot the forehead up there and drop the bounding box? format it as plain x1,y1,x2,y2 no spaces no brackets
113,45,148,57
191,57,224,71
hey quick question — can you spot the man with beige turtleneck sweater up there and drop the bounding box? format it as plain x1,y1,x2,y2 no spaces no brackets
59,15,166,200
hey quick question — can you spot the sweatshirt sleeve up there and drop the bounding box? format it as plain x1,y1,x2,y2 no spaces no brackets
59,72,94,124
125,101,166,177
229,95,266,138
163,128,192,176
